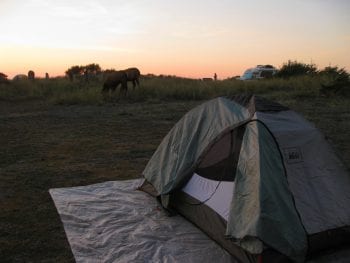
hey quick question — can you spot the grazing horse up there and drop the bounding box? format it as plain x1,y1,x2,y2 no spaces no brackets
102,67,141,95
124,67,141,90
102,71,128,95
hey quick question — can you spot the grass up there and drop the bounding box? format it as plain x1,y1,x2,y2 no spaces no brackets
0,77,349,262
1,75,347,105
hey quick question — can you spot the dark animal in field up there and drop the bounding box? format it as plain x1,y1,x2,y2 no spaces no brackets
102,67,141,95
102,71,128,95
28,70,35,80
124,67,141,89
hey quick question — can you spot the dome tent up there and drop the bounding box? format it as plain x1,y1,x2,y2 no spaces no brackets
140,95,350,262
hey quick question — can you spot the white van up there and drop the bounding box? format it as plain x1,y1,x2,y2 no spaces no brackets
240,65,278,80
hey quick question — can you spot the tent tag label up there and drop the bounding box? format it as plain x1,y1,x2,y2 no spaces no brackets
283,147,303,164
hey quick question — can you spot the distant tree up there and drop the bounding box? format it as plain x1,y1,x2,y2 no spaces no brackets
65,65,84,81
276,60,318,78
0,72,9,84
83,63,102,82
28,70,35,80
142,73,156,80
84,63,101,75
66,64,102,82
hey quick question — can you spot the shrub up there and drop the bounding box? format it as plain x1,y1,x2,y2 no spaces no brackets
65,64,102,82
276,60,318,78
0,72,9,84
319,66,350,96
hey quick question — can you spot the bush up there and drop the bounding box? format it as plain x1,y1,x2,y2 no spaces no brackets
0,72,9,84
276,60,318,78
319,66,350,96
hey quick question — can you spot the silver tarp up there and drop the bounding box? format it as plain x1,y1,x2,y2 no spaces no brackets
50,179,236,263
50,179,350,262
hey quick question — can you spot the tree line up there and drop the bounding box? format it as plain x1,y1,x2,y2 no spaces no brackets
1,60,349,86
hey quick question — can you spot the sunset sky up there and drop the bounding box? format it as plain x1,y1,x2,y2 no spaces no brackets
0,0,349,79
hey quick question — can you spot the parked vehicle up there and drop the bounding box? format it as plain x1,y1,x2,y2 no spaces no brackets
240,65,278,80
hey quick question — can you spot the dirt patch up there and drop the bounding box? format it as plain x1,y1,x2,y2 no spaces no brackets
0,100,201,262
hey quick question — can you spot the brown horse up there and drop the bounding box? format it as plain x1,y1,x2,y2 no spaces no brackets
102,71,128,95
124,67,141,90
102,67,141,95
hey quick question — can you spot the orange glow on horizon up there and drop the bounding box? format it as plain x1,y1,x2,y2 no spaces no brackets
1,44,251,80
1,42,349,80
1,1,349,80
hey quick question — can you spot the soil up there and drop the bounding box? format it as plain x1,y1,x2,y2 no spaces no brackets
0,100,200,262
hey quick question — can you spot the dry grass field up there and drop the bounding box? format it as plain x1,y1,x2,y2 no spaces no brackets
0,78,349,262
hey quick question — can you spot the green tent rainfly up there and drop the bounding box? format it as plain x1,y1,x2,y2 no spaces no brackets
141,95,350,262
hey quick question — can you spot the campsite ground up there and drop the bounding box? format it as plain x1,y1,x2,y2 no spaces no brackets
0,96,349,262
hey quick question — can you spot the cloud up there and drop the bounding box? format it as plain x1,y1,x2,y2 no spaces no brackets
171,26,231,39
50,1,108,19
0,0,149,51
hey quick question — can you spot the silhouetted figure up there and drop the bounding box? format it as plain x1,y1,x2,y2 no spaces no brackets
28,70,35,80
45,73,49,79
214,73,217,81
